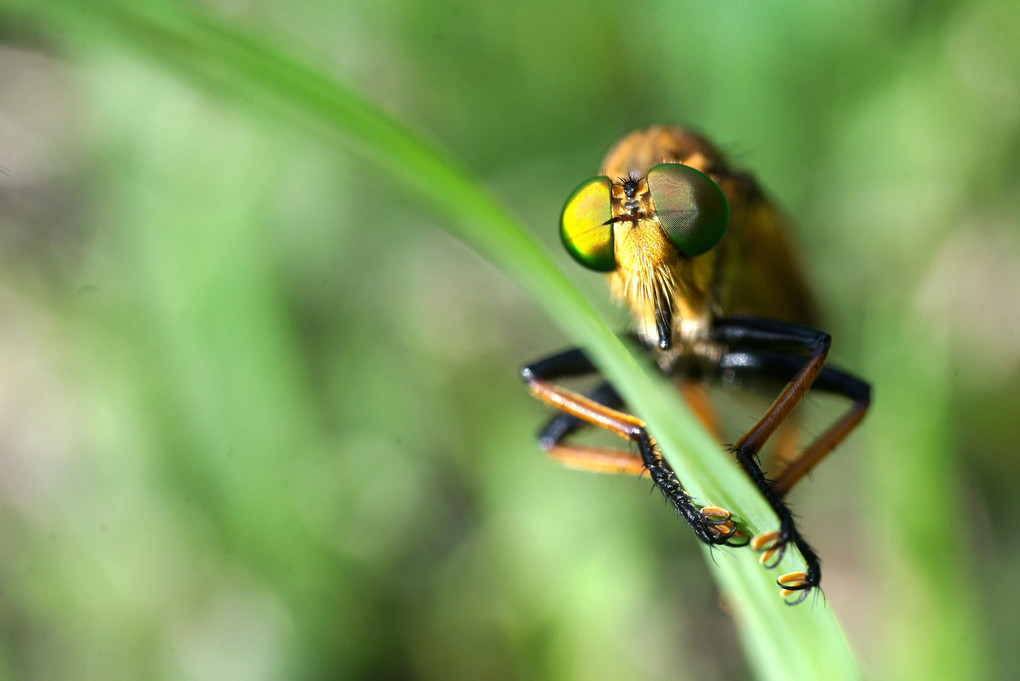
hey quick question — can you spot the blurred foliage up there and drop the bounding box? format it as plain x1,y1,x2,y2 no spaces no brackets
0,0,1018,680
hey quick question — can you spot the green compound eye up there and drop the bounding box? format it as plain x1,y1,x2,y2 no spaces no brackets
646,163,729,256
560,176,616,272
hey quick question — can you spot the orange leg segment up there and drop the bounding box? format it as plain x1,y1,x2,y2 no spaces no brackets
520,357,745,548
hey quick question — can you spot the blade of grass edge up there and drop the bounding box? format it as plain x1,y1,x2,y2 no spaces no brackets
7,0,864,678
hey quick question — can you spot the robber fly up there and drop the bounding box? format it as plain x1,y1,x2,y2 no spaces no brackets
521,126,870,604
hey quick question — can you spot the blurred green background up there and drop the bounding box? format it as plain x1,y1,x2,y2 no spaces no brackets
1,0,1018,679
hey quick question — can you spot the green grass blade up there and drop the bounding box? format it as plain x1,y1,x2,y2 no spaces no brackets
7,0,864,677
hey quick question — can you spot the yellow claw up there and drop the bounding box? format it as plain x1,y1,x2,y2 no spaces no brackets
777,571,807,586
697,506,745,544
777,572,811,603
750,530,786,567
758,547,780,566
750,530,781,551
777,571,809,590
700,506,731,520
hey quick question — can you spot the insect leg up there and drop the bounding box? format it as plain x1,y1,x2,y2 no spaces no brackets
678,380,724,441
536,381,648,475
521,348,743,546
709,316,844,602
716,350,871,495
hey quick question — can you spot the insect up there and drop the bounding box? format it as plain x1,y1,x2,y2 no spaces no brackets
521,126,871,604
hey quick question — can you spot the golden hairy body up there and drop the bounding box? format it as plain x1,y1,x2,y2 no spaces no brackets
600,126,817,349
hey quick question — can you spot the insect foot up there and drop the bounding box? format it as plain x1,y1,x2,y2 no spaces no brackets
751,529,821,605
696,506,749,547
776,570,819,606
750,529,788,568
